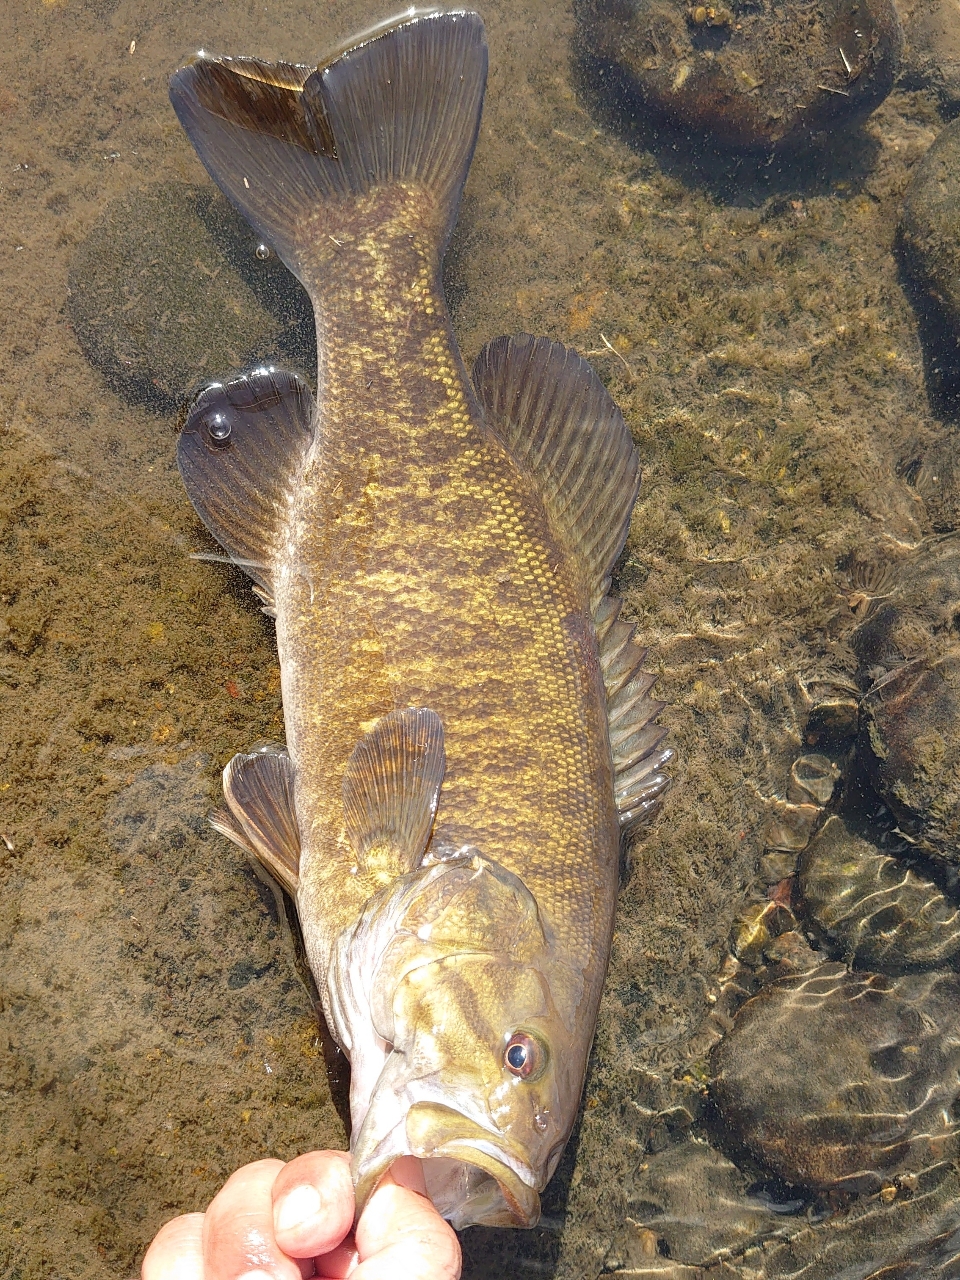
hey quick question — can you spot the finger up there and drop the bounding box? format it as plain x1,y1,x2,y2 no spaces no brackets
141,1212,205,1280
271,1151,355,1260
203,1158,301,1280
352,1157,461,1280
313,1236,360,1280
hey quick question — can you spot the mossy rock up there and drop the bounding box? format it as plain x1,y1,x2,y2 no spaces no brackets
575,0,902,150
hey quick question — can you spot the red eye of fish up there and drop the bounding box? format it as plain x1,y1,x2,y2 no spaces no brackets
504,1032,542,1079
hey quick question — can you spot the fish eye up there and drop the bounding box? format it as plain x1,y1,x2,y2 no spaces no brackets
504,1031,544,1079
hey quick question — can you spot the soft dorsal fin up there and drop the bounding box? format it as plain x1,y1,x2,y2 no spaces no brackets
213,745,301,893
177,367,315,609
342,708,445,880
472,334,640,607
596,596,673,836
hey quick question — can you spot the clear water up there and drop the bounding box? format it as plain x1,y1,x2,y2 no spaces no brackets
2,0,959,1275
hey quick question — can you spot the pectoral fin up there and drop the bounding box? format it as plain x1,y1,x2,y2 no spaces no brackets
343,709,445,879
177,367,315,611
213,745,301,894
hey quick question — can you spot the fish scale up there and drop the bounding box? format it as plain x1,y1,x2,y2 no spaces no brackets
287,422,610,990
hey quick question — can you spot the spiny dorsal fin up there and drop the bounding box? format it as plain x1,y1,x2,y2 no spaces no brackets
214,745,301,894
597,596,673,835
472,334,640,608
169,12,488,281
343,708,445,879
178,367,315,604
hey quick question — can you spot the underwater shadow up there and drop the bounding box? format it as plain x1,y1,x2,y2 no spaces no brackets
571,48,884,206
895,228,960,422
194,187,317,390
184,542,281,643
67,182,317,417
243,856,353,1132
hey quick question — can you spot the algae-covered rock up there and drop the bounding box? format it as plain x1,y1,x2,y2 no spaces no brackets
68,184,313,411
575,0,902,150
896,0,960,111
711,964,960,1193
799,814,960,970
852,536,960,866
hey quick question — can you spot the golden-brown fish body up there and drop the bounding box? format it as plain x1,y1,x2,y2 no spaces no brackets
171,9,670,1229
286,198,617,1221
285,197,615,1006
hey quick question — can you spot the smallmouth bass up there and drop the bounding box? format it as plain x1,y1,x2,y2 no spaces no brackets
169,8,671,1230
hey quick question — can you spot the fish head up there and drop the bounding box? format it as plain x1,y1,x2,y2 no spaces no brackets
362,951,570,1227
331,851,584,1229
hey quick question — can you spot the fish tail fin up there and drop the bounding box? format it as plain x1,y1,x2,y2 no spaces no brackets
169,10,487,281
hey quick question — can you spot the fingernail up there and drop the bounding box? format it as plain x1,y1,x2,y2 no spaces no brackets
276,1182,323,1231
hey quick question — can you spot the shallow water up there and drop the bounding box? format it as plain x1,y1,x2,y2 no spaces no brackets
2,0,959,1276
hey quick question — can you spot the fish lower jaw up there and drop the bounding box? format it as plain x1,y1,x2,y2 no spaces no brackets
352,1104,542,1230
422,1153,538,1230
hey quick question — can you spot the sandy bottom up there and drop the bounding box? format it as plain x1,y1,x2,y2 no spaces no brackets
1,0,958,1275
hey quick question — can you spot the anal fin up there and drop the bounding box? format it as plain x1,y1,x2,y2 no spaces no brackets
214,745,301,894
342,709,445,880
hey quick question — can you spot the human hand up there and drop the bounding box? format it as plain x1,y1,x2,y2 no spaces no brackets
141,1151,461,1280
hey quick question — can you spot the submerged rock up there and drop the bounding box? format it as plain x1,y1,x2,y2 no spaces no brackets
788,753,840,806
799,814,960,971
761,798,820,851
760,927,821,978
852,536,960,866
804,691,860,745
711,964,960,1192
614,1136,785,1265
68,184,314,411
897,0,960,111
730,899,796,966
575,0,902,150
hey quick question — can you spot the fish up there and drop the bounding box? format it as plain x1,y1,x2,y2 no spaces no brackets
168,6,672,1230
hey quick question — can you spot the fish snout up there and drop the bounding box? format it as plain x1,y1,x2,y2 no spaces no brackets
407,1100,542,1227
352,1098,542,1229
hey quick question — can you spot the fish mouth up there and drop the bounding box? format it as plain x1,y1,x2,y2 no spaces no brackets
353,1101,542,1229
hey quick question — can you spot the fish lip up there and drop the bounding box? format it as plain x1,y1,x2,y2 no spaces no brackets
353,1102,541,1228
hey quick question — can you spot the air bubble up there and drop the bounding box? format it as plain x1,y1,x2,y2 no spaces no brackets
207,412,232,446
255,243,271,260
